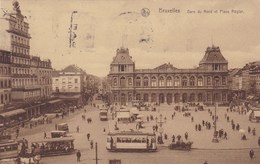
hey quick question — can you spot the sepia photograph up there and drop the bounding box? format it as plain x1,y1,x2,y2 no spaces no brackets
0,0,260,163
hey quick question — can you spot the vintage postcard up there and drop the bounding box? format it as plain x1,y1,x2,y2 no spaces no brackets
0,0,260,164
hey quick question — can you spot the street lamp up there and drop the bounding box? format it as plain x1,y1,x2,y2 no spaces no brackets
158,114,164,144
212,78,219,143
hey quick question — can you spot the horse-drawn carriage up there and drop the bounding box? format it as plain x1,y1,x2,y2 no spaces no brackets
168,141,193,151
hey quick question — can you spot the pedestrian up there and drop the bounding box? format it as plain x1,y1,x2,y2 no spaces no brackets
195,124,198,131
252,128,256,136
185,132,188,140
103,128,106,134
147,116,149,122
76,150,81,162
164,133,168,140
87,133,90,141
248,126,251,133
77,126,79,133
204,161,208,164
172,114,174,120
236,124,240,130
224,132,227,139
232,124,235,130
198,124,201,131
172,135,175,143
90,140,94,149
202,120,205,126
249,149,254,160
44,132,47,139
227,116,229,122
258,137,260,146
191,116,194,122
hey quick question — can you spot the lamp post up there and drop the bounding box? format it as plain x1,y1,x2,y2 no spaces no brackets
158,114,164,144
212,78,219,143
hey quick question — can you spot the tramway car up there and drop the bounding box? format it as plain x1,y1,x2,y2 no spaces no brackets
32,137,75,157
106,131,157,152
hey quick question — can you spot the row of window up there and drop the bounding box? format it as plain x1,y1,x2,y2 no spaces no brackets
11,34,29,46
12,78,52,87
12,45,29,55
113,92,227,102
54,78,79,83
10,18,29,33
0,93,11,104
12,56,30,65
11,67,52,75
0,79,11,88
113,76,227,87
0,53,11,63
0,66,11,75
24,90,41,97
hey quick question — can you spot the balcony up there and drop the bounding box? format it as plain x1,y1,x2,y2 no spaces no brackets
11,74,31,78
12,85,41,91
7,28,31,38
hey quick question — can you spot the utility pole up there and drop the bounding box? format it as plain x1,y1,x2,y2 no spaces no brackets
69,11,77,48
95,142,98,164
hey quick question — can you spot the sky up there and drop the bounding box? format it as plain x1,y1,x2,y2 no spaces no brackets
0,0,260,76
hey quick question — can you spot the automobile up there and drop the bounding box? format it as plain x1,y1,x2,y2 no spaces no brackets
50,130,68,138
57,123,69,132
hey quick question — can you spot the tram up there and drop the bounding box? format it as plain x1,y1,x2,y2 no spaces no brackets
32,137,75,157
0,140,19,160
99,108,108,121
106,131,157,152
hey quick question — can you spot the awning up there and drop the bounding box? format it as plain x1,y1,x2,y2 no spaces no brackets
254,111,260,117
130,107,139,114
47,99,63,104
117,112,130,118
59,95,81,100
0,109,26,118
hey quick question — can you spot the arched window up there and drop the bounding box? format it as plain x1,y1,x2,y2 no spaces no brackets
190,76,195,86
135,76,141,87
222,77,226,85
143,76,149,87
207,76,212,85
120,77,126,87
198,76,203,86
214,76,220,86
174,76,180,86
166,76,172,87
182,76,188,86
159,77,165,87
151,76,157,87
113,78,117,87
128,78,132,86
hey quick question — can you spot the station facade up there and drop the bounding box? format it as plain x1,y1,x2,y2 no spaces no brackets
108,46,229,105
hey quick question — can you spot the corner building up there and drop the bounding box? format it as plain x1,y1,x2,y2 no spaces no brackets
108,46,229,105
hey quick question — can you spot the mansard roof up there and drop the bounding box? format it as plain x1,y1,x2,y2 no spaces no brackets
154,63,177,70
111,47,134,64
62,64,86,74
199,45,228,65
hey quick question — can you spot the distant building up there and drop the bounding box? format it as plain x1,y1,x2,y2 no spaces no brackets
0,50,12,112
108,46,229,105
52,65,86,106
229,61,260,100
0,1,52,120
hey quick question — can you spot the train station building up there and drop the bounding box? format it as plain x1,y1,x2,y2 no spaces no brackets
108,46,229,105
